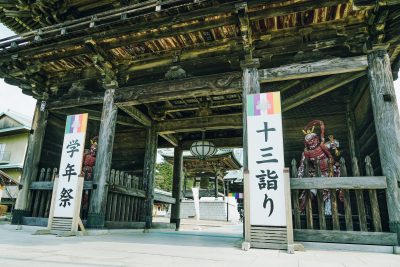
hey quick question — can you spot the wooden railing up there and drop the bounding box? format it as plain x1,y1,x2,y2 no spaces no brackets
28,167,175,227
105,169,145,222
289,156,398,246
29,167,58,218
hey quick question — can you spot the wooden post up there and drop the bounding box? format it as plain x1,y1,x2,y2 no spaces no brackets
353,157,368,231
365,156,382,232
340,157,353,231
241,58,260,242
142,124,158,229
87,88,118,228
13,100,48,224
367,48,400,242
346,99,359,172
290,159,301,229
315,159,326,230
170,145,183,230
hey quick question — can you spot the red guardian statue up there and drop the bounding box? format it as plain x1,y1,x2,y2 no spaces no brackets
82,136,98,181
297,120,334,179
297,120,341,215
81,136,98,216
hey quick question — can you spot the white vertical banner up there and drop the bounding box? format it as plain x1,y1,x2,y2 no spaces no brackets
53,114,88,218
192,187,200,220
247,92,287,226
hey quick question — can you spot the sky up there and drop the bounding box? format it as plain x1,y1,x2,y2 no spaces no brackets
0,23,400,119
0,24,36,118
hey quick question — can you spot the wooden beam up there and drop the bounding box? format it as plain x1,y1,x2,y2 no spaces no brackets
165,99,242,113
115,72,242,106
29,181,93,190
290,176,387,190
236,2,253,59
180,137,242,150
160,134,178,147
294,229,398,246
154,193,176,204
47,72,242,110
108,184,146,198
156,114,242,134
282,71,366,112
51,107,142,127
47,95,104,110
3,10,31,18
117,105,151,127
273,80,301,93
259,56,368,83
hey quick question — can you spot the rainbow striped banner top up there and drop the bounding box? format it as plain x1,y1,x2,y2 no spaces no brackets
64,113,88,134
228,193,244,199
247,92,281,116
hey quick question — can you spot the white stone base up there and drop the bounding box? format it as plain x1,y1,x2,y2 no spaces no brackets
175,197,240,222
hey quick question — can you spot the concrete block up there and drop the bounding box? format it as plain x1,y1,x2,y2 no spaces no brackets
242,242,251,251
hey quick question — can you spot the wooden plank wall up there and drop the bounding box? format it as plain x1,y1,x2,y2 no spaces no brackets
352,79,381,175
111,128,146,176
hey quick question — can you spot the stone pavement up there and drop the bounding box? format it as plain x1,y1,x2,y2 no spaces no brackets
0,223,398,267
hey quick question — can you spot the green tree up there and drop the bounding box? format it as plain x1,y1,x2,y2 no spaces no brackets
154,161,173,192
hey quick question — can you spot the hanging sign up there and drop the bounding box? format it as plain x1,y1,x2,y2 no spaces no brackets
247,92,287,226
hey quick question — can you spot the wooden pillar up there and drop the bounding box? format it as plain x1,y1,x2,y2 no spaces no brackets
367,48,400,242
170,145,183,229
87,88,118,228
13,100,48,223
241,58,260,242
142,124,158,229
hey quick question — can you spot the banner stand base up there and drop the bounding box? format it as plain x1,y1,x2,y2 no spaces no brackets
33,217,87,237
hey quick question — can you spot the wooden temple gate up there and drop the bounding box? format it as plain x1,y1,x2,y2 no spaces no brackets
0,0,399,248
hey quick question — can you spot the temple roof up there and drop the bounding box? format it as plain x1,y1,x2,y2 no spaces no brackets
1,0,398,99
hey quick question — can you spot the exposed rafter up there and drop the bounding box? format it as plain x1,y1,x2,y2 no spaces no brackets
117,105,152,127
282,71,366,112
